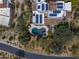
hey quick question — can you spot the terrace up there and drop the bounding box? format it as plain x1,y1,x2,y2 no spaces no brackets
45,18,64,26
49,1,57,11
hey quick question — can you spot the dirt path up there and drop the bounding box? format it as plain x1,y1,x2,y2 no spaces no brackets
71,6,77,20
17,0,24,17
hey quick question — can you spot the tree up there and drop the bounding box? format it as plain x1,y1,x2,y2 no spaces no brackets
17,10,31,45
53,22,74,53
19,31,31,45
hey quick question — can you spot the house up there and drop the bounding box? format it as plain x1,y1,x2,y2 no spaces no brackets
0,0,12,27
32,0,72,25
0,8,10,27
29,0,72,37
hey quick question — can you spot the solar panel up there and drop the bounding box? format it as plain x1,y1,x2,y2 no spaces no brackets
57,3,63,5
49,13,57,16
57,5,63,8
42,4,44,11
38,5,40,9
36,15,39,24
40,14,42,23
53,10,61,13
46,4,48,10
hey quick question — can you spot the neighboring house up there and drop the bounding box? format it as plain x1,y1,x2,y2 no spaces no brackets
29,0,72,37
0,0,12,27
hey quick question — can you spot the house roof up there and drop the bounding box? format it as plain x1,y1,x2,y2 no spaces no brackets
36,2,49,12
0,0,12,27
48,10,64,19
56,1,64,10
32,0,72,21
48,1,71,19
32,11,44,25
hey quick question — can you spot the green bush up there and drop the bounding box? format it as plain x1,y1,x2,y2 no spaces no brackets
71,0,78,5
19,32,31,45
17,11,31,45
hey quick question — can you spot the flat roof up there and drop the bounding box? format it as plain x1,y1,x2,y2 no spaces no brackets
65,2,72,11
37,2,49,12
48,10,64,18
32,11,44,25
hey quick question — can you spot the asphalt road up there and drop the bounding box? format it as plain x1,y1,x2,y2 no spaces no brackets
0,43,78,59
